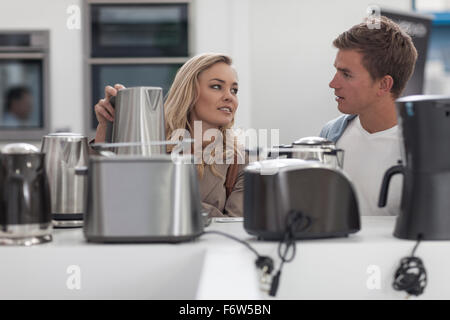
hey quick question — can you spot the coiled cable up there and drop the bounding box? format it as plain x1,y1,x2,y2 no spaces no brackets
392,234,427,297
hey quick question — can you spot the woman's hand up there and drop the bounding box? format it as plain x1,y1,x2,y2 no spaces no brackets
94,83,125,143
94,84,125,126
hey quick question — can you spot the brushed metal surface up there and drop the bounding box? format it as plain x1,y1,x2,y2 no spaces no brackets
41,133,89,216
84,155,204,242
108,87,166,155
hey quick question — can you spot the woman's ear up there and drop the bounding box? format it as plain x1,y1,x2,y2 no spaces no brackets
378,75,394,96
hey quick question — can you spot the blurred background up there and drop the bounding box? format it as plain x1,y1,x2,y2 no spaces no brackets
0,0,449,146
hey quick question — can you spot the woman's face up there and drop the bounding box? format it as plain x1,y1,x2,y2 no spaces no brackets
190,62,239,130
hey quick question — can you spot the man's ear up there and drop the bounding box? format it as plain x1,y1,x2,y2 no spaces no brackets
378,75,394,96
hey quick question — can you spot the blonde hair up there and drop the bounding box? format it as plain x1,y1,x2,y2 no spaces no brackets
165,53,240,178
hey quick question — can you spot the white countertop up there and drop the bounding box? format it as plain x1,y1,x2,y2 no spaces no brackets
1,216,449,300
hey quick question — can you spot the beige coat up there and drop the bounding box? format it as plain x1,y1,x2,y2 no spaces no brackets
199,162,246,217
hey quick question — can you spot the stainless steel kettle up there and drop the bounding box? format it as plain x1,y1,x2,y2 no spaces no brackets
0,143,52,245
270,136,344,169
106,86,166,155
41,133,89,228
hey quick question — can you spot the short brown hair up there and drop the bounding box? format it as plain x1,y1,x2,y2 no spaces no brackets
333,16,418,98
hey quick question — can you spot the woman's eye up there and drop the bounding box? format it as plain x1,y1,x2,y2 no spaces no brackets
232,88,238,94
211,84,221,89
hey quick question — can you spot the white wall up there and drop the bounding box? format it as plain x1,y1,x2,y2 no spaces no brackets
248,0,411,144
0,0,83,137
193,0,251,131
0,0,414,146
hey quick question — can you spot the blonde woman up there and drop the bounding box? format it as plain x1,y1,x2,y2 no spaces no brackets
94,53,246,217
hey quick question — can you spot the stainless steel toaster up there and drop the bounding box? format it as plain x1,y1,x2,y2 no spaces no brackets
81,154,204,243
244,159,360,240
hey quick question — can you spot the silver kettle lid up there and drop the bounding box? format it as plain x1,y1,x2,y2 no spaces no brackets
293,136,334,146
1,143,40,154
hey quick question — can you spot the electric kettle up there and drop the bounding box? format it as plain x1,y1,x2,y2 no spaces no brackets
0,143,52,245
270,136,344,169
105,86,166,155
41,133,89,228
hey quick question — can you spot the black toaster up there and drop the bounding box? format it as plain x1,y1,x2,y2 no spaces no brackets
244,159,360,240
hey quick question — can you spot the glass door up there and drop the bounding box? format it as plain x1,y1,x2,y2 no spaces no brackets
91,3,188,57
85,1,191,136
0,56,43,129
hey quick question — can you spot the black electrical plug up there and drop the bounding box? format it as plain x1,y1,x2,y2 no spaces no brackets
255,256,274,274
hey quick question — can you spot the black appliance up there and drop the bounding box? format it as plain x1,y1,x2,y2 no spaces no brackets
244,159,360,240
0,143,52,245
380,8,433,96
379,95,450,240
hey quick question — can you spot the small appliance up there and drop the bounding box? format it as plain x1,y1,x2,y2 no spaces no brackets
41,133,89,228
270,136,344,169
0,143,52,245
81,154,203,243
244,158,360,240
379,95,450,240
105,86,166,155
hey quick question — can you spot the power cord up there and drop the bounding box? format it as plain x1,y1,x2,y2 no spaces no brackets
392,234,427,297
201,211,310,297
201,230,275,275
269,210,311,296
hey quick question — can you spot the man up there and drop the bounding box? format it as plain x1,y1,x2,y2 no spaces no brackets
2,86,34,127
320,16,418,216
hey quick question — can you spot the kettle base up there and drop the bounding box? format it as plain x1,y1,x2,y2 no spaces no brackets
0,234,52,246
0,223,52,246
53,220,83,228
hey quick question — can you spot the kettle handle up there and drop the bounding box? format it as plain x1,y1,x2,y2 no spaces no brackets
323,148,344,168
378,164,404,208
105,96,116,143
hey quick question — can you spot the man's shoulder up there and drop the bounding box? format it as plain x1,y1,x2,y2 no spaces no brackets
320,114,356,142
322,114,349,129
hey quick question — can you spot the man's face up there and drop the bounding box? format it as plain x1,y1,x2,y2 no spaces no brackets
329,49,380,115
11,92,32,119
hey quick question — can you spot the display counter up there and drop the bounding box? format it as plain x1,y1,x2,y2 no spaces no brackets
0,216,449,300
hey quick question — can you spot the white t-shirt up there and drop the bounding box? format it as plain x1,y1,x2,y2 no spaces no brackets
336,116,403,216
